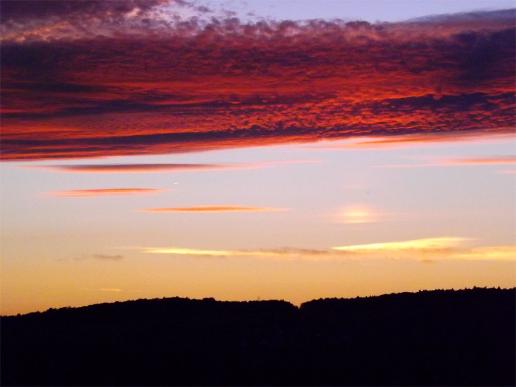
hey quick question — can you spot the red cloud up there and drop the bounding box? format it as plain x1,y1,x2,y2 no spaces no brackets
50,188,162,197
1,8,514,160
143,205,286,213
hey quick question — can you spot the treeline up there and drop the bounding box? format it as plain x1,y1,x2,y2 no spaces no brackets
1,287,514,386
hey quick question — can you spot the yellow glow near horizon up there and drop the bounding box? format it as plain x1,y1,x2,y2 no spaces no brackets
142,239,516,262
333,237,468,252
452,246,516,261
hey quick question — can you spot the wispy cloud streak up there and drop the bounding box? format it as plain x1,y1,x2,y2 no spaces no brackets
443,156,516,166
142,238,516,261
92,254,125,261
51,188,161,197
323,132,515,149
377,155,516,169
38,160,318,173
42,163,230,173
143,205,287,213
332,237,468,253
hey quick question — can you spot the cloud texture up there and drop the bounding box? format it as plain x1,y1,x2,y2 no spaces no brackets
1,2,514,160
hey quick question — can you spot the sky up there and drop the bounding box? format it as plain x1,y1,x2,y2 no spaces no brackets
1,0,515,315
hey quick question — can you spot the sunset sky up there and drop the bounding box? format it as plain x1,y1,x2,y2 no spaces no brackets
1,0,515,315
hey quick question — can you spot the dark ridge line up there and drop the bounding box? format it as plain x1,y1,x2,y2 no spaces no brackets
2,286,513,318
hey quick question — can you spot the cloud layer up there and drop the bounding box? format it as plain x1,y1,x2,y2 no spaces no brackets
143,205,286,213
1,3,514,160
143,238,516,261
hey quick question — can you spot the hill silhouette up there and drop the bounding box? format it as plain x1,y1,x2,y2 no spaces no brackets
1,287,514,386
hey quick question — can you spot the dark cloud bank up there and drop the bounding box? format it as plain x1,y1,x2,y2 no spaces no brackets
1,1,514,160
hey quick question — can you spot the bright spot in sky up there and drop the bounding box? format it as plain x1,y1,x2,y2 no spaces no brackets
337,205,378,224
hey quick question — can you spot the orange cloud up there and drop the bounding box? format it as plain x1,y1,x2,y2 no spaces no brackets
442,156,516,166
326,131,515,149
377,155,516,169
50,188,161,197
143,205,287,213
